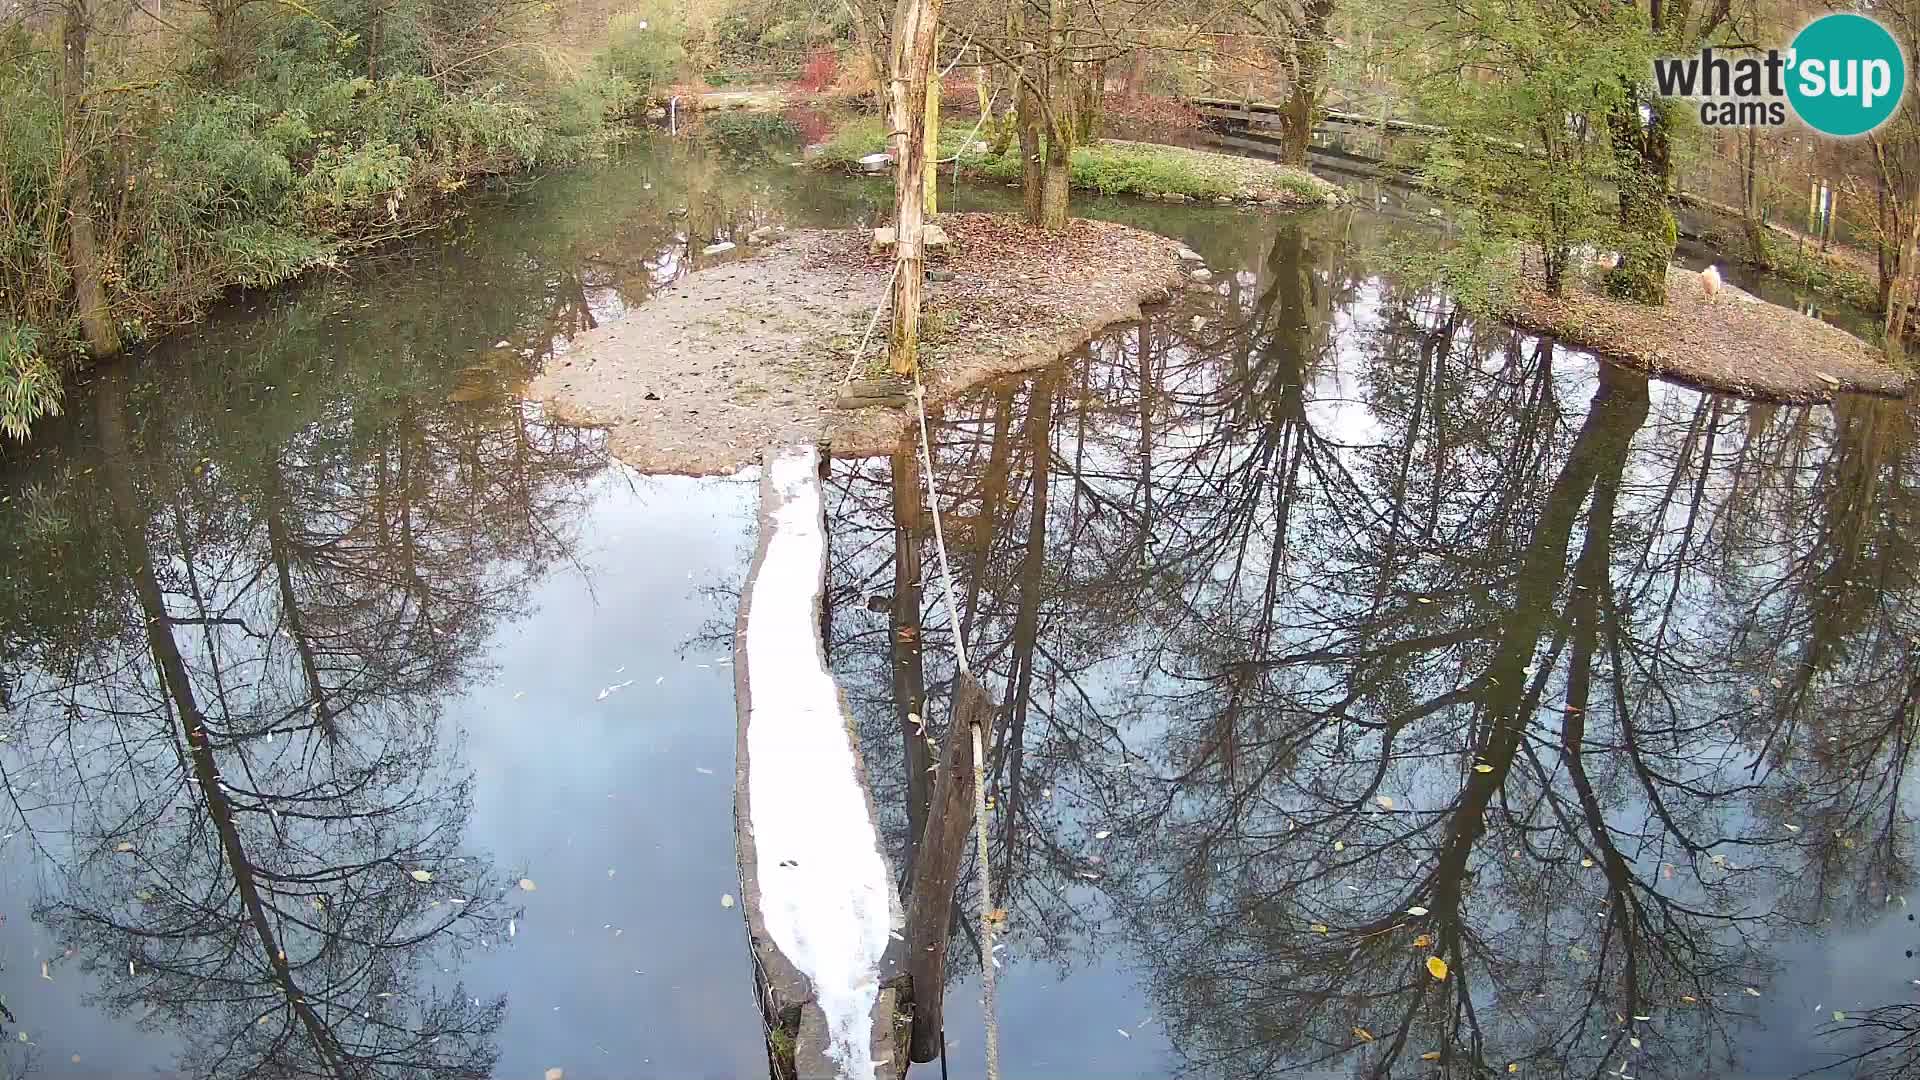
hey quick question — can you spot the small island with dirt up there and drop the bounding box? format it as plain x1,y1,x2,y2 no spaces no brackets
530,212,1193,475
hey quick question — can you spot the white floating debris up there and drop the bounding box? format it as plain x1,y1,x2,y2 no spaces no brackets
720,893,735,909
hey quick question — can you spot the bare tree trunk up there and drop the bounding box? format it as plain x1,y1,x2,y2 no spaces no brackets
1037,0,1071,231
925,41,940,214
62,0,119,358
885,0,942,374
1015,14,1043,225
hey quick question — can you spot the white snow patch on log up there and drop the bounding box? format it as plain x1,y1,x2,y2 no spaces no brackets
745,446,892,1079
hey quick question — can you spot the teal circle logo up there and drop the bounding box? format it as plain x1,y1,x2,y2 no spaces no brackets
1787,13,1906,137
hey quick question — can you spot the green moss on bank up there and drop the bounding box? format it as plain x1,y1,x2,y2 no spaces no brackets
809,117,1336,207
1768,244,1881,312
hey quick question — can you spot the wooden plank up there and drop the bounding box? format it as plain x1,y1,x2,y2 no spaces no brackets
905,672,996,1062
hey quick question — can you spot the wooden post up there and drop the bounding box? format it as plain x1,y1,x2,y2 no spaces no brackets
887,0,944,376
905,673,993,1062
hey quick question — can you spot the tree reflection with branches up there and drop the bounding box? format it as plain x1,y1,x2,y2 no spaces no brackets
824,212,1920,1080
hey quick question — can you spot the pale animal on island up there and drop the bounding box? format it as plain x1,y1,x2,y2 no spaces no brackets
1701,264,1722,298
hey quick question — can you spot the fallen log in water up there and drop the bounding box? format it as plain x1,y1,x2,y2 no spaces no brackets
734,445,910,1079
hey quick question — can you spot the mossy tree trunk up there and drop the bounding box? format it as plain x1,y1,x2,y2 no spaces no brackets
1016,41,1044,226
1605,94,1675,305
61,0,119,359
1274,0,1334,168
1739,126,1774,269
924,42,940,214
1072,59,1103,144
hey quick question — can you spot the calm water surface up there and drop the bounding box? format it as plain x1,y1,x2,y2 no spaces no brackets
0,127,1914,1080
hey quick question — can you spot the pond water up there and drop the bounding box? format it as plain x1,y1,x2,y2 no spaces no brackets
0,125,1914,1080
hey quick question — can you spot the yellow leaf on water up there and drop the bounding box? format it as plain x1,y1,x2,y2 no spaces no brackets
1352,1027,1374,1042
1333,840,1346,852
1310,923,1330,934
1680,996,1697,1003
1421,1052,1441,1061
115,842,135,853
1834,1011,1846,1022
519,878,537,892
409,870,433,883
1580,858,1595,868
1376,796,1394,810
1407,906,1430,916
1630,1038,1641,1049
1413,933,1433,948
1508,1065,1519,1074
1427,956,1449,981
1474,764,1494,773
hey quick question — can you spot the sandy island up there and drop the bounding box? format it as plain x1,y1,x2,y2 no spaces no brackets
1502,265,1908,404
531,212,1187,474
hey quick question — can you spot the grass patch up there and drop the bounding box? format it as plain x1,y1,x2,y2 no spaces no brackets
809,120,1333,206
1769,243,1881,312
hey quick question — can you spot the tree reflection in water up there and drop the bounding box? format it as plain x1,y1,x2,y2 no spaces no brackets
824,214,1920,1079
0,325,608,1078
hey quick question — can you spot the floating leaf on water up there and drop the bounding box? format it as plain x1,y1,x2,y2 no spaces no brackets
1413,933,1433,948
1352,1027,1374,1042
1407,906,1430,916
1681,996,1697,1003
1629,1038,1641,1049
1783,824,1801,833
41,961,51,981
1095,830,1112,840
546,1070,565,1080
1834,1011,1847,1022
1509,1065,1519,1074
115,842,135,853
1376,796,1394,810
1116,1029,1130,1039
1662,864,1674,880
1522,664,1539,677
1569,946,1590,962
1422,1051,1441,1061
1632,1015,1650,1021
1333,841,1345,853
1743,987,1761,997
1580,858,1595,868
1474,764,1494,773
607,869,616,878
508,919,516,938
1310,923,1330,934
720,894,735,908
519,878,537,892
1426,956,1449,981
410,870,433,883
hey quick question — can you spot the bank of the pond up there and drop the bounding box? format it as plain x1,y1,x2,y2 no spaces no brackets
531,212,1187,474
1501,266,1908,402
811,118,1340,209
